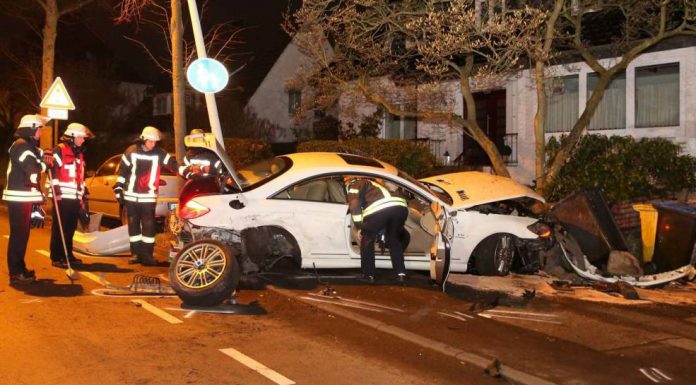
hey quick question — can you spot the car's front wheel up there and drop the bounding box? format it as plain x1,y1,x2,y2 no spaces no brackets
473,233,517,276
169,239,240,306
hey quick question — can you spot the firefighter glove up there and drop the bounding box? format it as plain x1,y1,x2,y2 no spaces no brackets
42,149,54,168
113,184,124,205
30,204,45,229
79,199,90,226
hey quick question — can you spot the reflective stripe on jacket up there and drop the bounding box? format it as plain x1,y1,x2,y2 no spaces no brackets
346,179,407,223
115,144,177,203
45,142,86,200
2,138,46,203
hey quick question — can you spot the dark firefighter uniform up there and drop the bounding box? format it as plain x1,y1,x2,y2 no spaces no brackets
346,178,409,279
114,132,177,265
178,147,223,180
46,137,89,267
3,114,49,283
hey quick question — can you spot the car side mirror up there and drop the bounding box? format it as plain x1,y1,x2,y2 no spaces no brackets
86,170,96,177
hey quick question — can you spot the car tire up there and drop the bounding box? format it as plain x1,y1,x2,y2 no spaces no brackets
473,233,517,276
169,239,240,306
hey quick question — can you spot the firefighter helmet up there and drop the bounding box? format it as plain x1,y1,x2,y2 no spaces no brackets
140,126,162,141
190,128,205,136
64,122,95,138
16,114,49,138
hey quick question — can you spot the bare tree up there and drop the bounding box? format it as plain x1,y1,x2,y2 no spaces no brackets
287,0,545,177
537,0,696,191
117,0,246,160
1,0,98,148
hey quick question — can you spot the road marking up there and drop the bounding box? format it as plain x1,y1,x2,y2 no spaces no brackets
219,347,295,385
662,338,696,352
20,299,42,304
438,312,468,323
80,271,109,286
131,299,182,324
640,368,672,383
453,311,474,319
686,316,696,325
300,296,383,312
478,312,563,325
307,292,405,312
184,311,196,318
486,309,558,318
3,235,8,239
36,249,50,258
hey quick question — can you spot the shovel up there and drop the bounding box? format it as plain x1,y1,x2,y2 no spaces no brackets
47,169,80,283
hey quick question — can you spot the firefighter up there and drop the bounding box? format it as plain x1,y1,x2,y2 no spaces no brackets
46,123,95,268
346,176,409,283
113,126,177,265
178,129,223,180
3,114,50,284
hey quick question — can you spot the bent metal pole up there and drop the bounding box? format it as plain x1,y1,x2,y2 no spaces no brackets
185,0,242,188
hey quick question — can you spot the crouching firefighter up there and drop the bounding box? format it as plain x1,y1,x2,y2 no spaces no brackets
113,126,177,265
178,129,223,180
346,177,409,283
3,114,50,284
45,123,95,268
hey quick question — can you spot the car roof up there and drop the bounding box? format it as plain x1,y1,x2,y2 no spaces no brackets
282,152,400,176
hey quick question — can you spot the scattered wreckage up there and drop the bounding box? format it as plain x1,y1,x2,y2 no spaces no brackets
73,134,696,306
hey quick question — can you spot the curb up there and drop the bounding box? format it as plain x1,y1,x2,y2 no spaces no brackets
268,286,556,385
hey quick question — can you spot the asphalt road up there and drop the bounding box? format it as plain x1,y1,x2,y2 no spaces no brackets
0,209,695,385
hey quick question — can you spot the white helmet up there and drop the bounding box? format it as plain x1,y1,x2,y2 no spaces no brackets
140,126,162,141
18,114,49,129
64,122,95,138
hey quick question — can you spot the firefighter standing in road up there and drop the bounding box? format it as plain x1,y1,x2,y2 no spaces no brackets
178,129,223,180
113,126,177,265
346,177,409,283
46,123,95,268
3,114,50,284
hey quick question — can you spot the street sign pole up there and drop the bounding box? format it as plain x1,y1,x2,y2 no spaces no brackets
186,0,224,144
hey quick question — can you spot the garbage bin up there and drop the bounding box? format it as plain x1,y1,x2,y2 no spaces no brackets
632,204,658,263
550,188,628,264
652,202,696,273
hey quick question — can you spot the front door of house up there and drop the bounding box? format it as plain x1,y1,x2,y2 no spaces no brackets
460,90,507,166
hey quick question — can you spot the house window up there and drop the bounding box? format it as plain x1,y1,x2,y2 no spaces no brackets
545,75,578,133
587,71,626,130
385,108,416,140
288,90,301,115
635,63,679,127
153,94,172,116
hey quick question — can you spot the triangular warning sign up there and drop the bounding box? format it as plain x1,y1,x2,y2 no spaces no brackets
40,77,75,110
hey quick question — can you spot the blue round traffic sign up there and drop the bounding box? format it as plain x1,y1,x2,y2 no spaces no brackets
186,58,229,93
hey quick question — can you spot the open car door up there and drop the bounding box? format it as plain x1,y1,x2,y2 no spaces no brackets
426,201,452,287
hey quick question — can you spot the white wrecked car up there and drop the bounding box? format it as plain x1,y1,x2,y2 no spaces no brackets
168,133,551,305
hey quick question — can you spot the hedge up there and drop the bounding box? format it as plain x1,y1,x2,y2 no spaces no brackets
223,138,272,167
297,138,436,178
545,135,696,201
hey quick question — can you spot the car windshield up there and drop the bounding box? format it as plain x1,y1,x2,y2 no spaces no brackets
398,170,454,206
236,157,290,191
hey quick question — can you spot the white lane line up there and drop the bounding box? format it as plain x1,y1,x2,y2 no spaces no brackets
80,271,109,286
453,311,474,319
651,368,672,381
478,313,563,325
438,312,468,323
131,299,183,324
662,338,696,353
184,311,197,319
486,309,558,318
3,235,8,239
300,296,383,312
219,347,295,385
20,299,42,304
307,292,405,312
640,368,661,383
36,249,50,258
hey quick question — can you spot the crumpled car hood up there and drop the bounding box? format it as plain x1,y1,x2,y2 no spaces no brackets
420,172,545,209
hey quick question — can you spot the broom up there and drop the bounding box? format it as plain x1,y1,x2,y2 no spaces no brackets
47,168,81,282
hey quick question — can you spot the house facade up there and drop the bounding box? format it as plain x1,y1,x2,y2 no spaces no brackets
247,37,696,185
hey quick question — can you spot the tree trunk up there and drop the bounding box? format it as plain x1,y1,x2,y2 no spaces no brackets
542,70,617,187
171,0,186,162
533,62,546,191
459,55,510,178
40,0,58,149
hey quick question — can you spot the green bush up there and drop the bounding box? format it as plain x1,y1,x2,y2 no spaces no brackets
223,137,272,167
297,138,436,178
545,135,696,201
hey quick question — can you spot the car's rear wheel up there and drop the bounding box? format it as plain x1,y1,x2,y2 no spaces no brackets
169,239,240,306
473,233,517,276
